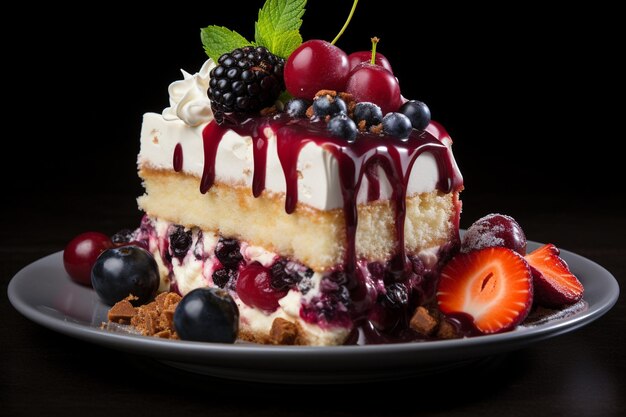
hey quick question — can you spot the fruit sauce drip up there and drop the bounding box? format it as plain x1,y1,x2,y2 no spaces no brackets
173,143,183,172
193,114,462,287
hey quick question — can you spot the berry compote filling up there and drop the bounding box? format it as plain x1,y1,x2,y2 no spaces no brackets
131,215,459,343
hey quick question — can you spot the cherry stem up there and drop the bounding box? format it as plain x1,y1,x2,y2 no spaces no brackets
370,37,379,65
331,0,359,45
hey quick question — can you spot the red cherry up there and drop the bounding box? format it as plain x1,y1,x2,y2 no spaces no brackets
284,40,350,99
236,262,287,312
348,51,393,73
345,63,403,115
462,213,527,255
63,232,113,286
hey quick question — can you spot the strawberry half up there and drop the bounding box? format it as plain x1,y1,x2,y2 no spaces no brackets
437,247,533,334
525,244,584,307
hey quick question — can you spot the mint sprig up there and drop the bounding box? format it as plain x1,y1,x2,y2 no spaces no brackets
255,0,306,58
201,26,251,63
200,0,306,62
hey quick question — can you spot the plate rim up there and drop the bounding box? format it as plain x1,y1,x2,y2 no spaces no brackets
7,246,620,360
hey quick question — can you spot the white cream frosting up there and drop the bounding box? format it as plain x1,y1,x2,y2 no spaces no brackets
162,59,216,126
141,60,461,211
140,113,458,210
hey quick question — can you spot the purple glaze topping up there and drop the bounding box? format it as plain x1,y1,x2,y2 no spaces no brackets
195,115,462,286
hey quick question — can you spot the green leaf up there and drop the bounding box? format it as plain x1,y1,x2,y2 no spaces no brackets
255,0,306,58
270,30,303,59
201,26,251,62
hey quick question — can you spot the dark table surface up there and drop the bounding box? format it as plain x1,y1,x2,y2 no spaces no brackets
4,0,624,414
2,190,624,417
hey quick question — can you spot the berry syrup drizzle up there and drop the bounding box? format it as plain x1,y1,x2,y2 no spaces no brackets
173,143,184,172
194,114,462,288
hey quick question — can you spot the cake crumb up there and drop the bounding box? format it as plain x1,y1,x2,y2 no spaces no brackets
410,306,438,336
436,319,460,339
107,299,137,324
369,123,383,135
315,89,337,98
338,91,354,103
270,318,299,345
108,292,181,339
306,105,315,118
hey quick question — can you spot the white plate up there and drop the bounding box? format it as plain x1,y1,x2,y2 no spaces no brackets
7,242,619,384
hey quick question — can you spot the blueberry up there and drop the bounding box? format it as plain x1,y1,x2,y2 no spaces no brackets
353,102,383,127
328,114,358,141
111,229,135,245
399,100,431,130
214,237,243,269
284,98,310,118
169,225,192,259
382,112,413,138
313,95,347,117
91,246,159,306
174,287,239,343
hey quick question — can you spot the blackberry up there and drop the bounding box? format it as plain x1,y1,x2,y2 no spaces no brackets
209,46,285,122
169,225,192,259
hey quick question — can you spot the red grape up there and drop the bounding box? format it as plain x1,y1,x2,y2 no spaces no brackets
284,40,350,99
63,232,113,286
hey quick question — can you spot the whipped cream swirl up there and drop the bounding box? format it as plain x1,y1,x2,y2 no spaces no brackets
163,59,216,126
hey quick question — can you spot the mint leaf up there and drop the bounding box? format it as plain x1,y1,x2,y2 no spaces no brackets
201,26,251,62
255,0,306,58
270,30,303,59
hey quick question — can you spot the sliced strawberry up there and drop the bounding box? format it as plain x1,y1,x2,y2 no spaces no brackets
437,247,533,334
525,243,583,307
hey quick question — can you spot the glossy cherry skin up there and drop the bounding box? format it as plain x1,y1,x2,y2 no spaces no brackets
345,63,403,115
284,40,350,99
236,262,287,312
462,213,527,255
63,232,113,286
347,51,393,73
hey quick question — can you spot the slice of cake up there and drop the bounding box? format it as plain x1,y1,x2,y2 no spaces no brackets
56,0,586,347
132,55,463,345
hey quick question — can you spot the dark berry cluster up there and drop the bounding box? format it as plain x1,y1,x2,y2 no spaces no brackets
208,46,285,122
270,258,313,291
169,225,192,260
283,90,431,141
212,237,243,288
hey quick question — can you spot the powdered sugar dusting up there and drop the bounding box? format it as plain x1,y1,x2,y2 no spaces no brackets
461,220,506,253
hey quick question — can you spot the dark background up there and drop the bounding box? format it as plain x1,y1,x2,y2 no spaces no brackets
3,1,624,416
5,1,622,201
